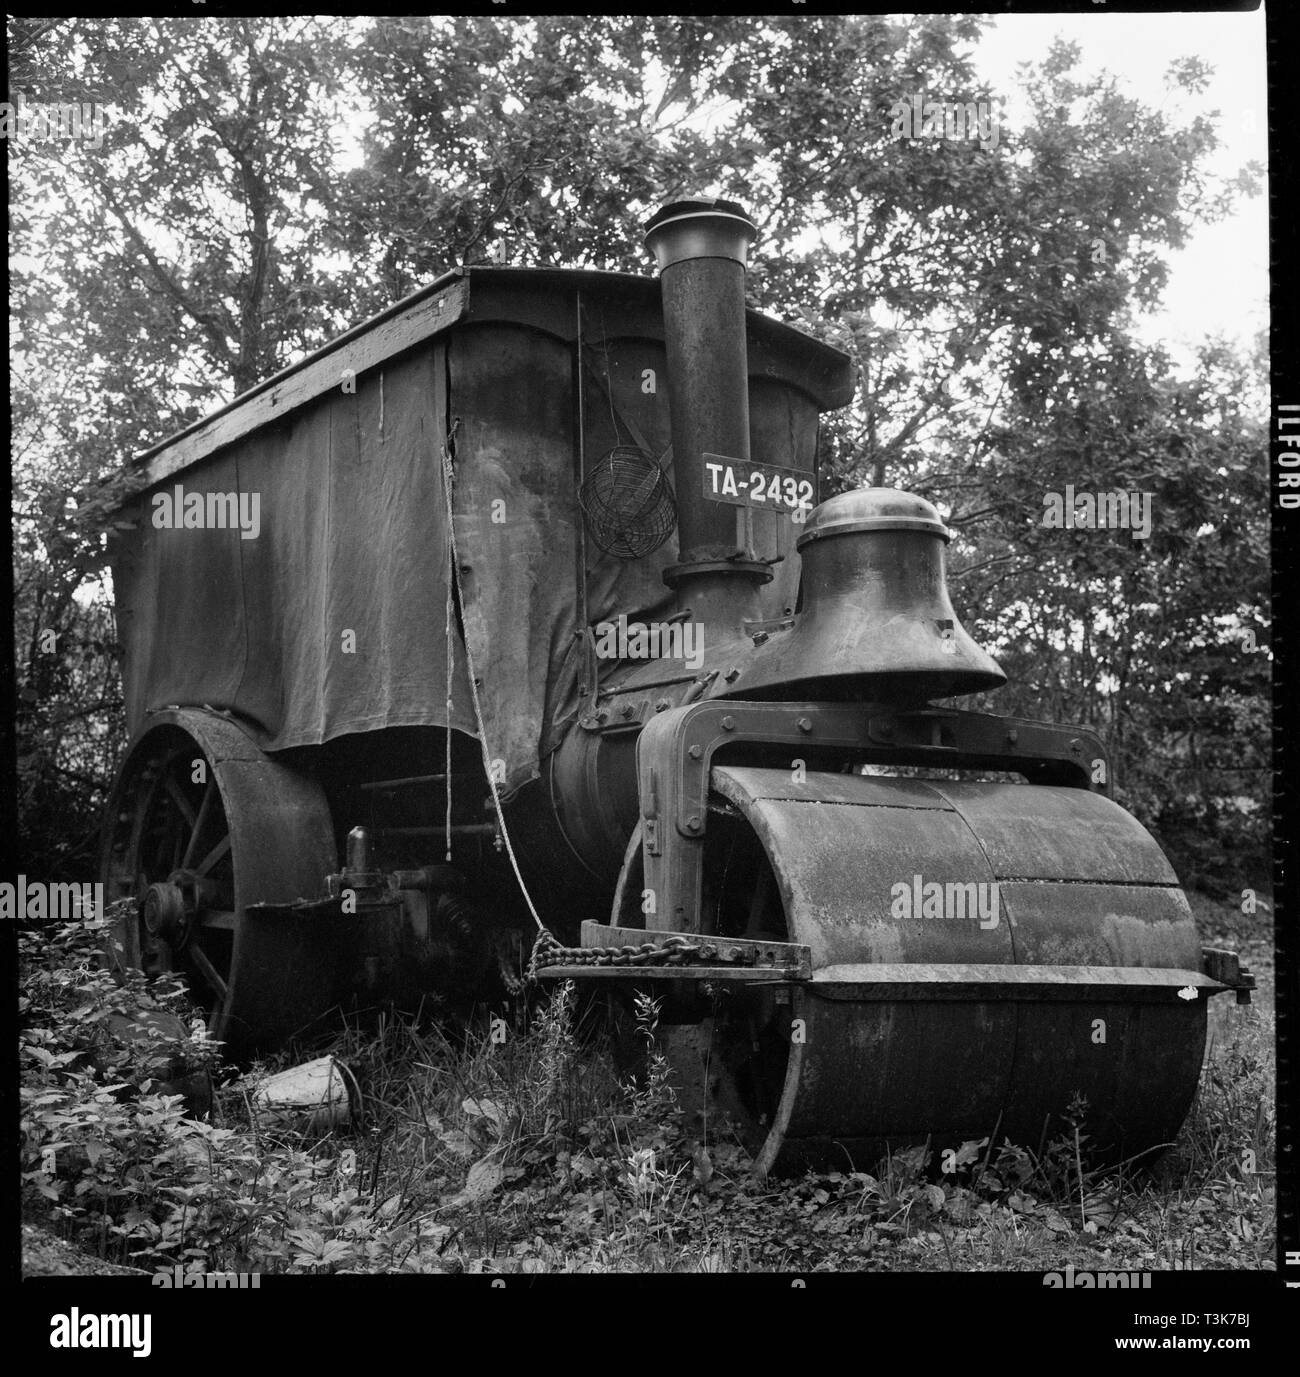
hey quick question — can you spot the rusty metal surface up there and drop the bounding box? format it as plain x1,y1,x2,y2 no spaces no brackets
1202,946,1255,1002
702,765,1212,1172
102,709,338,1056
631,699,1109,936
923,782,1180,885
809,963,1227,999
733,492,1006,700
535,965,798,983
998,882,1199,969
577,920,810,974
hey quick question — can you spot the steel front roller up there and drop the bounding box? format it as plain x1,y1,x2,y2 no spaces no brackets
662,767,1215,1175
100,709,337,1056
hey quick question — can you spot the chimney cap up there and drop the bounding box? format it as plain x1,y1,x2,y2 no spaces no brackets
644,198,757,272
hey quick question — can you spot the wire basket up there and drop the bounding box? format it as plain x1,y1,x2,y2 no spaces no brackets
578,445,676,559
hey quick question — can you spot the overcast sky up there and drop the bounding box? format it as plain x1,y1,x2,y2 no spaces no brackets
977,7,1267,369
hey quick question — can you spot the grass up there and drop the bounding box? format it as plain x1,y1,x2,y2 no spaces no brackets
21,892,1276,1275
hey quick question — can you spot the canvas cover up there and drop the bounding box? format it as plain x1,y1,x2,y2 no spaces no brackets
111,292,824,794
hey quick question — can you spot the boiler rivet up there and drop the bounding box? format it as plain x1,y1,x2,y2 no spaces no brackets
686,814,702,831
688,744,703,759
721,716,736,731
797,717,812,733
1070,739,1082,754
1006,729,1018,745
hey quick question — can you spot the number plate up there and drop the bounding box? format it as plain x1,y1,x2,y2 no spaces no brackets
702,454,816,514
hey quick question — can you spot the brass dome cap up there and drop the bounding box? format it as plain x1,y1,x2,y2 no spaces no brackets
797,487,951,549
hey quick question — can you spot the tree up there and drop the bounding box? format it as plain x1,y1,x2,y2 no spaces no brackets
9,14,1264,886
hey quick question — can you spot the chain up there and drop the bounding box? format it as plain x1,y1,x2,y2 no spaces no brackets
527,929,706,981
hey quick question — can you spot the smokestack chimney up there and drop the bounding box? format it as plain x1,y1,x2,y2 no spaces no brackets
644,198,771,624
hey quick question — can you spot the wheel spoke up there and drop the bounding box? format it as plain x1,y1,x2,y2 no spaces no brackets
195,834,232,877
164,776,197,827
189,943,229,1001
181,780,216,869
112,735,242,1034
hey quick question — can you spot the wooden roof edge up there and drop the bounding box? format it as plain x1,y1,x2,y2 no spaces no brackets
122,266,854,497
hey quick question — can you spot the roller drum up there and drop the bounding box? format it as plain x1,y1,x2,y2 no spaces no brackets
681,767,1211,1173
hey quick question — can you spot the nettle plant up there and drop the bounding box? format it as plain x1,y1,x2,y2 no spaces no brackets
19,912,324,1271
20,914,391,1272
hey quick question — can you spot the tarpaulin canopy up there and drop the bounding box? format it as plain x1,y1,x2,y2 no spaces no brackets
110,268,852,794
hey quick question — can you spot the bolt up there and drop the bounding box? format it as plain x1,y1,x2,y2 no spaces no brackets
797,717,812,733
688,744,703,759
596,709,609,724
878,722,894,740
1006,729,1018,745
1070,738,1082,754
459,563,472,575
620,703,635,719
655,698,670,712
686,814,702,832
752,630,769,646
721,716,736,731
724,666,740,682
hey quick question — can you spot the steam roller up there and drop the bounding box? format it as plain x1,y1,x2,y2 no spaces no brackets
98,193,1252,1175
531,199,1254,1174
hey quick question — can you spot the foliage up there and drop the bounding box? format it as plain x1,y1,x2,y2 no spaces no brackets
10,16,1265,896
950,333,1269,893
22,894,1275,1275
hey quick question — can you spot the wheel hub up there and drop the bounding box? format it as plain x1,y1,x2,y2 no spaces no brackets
141,881,191,947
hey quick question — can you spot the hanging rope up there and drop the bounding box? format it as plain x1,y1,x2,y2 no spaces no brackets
444,434,455,864
440,425,545,934
438,424,716,982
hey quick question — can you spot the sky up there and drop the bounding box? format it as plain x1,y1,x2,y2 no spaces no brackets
976,7,1267,369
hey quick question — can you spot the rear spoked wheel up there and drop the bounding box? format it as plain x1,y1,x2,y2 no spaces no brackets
101,710,337,1055
105,738,237,1033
